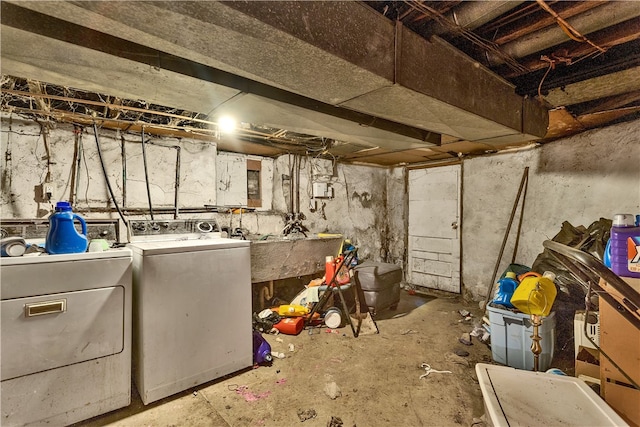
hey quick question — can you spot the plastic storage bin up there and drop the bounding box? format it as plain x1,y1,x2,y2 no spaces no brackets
488,305,556,371
353,261,402,314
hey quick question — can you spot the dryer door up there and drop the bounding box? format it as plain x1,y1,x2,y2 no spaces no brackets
1,286,125,381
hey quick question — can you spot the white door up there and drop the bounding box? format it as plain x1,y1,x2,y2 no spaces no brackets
407,165,461,293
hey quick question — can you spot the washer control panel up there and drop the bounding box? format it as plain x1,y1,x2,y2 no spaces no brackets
128,219,220,237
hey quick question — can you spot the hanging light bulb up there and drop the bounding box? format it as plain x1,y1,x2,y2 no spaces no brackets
218,116,236,134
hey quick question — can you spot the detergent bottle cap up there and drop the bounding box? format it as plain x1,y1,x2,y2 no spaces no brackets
542,271,556,282
505,272,517,279
613,213,635,227
55,201,72,211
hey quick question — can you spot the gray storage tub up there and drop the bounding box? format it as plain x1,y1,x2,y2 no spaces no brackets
354,261,402,314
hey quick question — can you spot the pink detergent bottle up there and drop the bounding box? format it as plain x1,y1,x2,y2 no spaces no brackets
610,213,640,279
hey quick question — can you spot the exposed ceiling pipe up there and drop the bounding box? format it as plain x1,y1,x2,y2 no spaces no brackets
486,1,605,46
500,16,640,78
423,1,525,36
487,1,640,66
544,65,640,107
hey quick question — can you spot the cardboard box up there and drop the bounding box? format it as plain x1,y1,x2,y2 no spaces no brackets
575,346,600,383
601,378,640,427
599,276,640,426
598,277,640,318
599,292,640,385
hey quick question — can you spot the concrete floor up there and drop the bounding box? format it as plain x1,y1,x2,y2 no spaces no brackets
75,292,495,427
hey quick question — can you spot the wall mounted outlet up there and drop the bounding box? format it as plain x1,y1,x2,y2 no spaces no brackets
44,184,53,198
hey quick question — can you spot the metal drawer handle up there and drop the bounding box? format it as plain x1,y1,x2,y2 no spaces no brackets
24,299,67,317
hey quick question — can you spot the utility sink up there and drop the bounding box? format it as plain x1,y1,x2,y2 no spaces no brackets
249,235,343,283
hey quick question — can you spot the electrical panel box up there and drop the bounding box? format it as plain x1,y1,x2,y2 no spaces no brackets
312,182,333,199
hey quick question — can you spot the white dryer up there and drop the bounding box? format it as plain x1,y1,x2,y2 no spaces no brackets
1,247,133,426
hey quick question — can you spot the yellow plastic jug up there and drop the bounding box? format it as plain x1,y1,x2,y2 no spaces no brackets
277,304,310,317
510,271,557,316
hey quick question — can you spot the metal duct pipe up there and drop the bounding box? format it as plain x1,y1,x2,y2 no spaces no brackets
502,16,640,78
424,1,525,36
487,1,640,66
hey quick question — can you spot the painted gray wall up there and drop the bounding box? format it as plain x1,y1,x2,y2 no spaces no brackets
462,119,640,300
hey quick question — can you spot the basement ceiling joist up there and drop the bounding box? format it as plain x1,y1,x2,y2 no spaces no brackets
0,0,547,167
4,1,638,165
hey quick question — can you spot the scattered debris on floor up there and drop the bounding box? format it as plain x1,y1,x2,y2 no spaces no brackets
458,309,474,322
327,416,344,427
454,349,469,357
324,381,342,399
445,352,470,367
459,332,472,345
419,363,452,379
232,385,271,402
470,326,489,343
297,408,317,422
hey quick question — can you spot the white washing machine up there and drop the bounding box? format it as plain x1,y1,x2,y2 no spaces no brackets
127,219,252,405
0,243,132,426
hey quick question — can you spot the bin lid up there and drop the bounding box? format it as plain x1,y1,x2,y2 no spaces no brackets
475,363,628,427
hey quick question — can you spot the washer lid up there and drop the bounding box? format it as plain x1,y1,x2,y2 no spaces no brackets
127,237,249,255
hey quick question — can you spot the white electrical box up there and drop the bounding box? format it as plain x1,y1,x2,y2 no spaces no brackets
312,182,333,198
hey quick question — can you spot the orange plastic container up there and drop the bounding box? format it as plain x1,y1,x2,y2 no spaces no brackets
273,317,304,335
325,256,335,282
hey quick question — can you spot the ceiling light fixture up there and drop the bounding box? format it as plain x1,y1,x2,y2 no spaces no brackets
218,116,236,133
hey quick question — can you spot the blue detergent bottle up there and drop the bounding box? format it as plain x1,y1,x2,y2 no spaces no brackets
493,271,519,308
45,201,89,254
